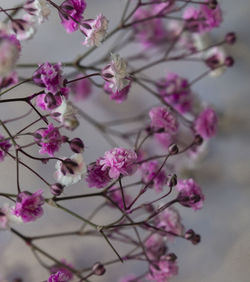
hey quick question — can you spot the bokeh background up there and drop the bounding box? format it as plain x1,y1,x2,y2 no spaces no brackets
0,0,250,281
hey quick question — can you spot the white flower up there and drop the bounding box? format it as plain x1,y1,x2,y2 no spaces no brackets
204,46,226,77
11,14,36,41
52,98,79,130
54,154,87,186
24,0,50,24
101,53,129,91
81,14,109,47
0,204,23,230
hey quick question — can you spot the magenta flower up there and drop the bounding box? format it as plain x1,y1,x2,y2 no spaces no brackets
80,14,108,47
148,256,178,282
149,106,178,133
33,62,68,94
183,1,222,33
176,178,204,210
36,93,64,111
0,135,11,162
145,233,166,260
70,75,92,101
194,107,217,139
86,159,112,189
155,207,184,237
35,123,62,157
59,0,86,33
157,73,193,113
104,80,131,103
140,160,168,193
48,270,71,282
154,132,173,149
13,190,45,222
99,148,137,179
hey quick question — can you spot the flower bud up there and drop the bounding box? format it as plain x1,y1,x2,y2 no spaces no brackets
192,234,201,245
50,183,64,196
194,135,203,146
168,144,179,155
166,253,177,262
225,56,234,67
225,32,236,45
168,174,177,188
92,262,106,276
70,138,84,153
184,229,195,240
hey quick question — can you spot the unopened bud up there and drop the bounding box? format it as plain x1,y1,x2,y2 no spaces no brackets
168,174,177,187
225,32,236,45
194,135,203,146
166,253,177,262
168,144,179,155
50,183,64,196
70,138,84,153
92,262,106,276
184,229,195,240
225,56,234,67
192,234,201,245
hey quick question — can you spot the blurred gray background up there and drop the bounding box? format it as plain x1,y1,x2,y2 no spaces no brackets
0,0,250,281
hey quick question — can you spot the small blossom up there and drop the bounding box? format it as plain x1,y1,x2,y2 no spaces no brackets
0,33,20,77
11,15,37,41
24,0,50,24
36,93,64,111
176,178,204,210
104,80,131,103
51,98,79,130
154,132,173,149
80,14,108,47
86,159,112,189
149,106,178,133
101,54,129,92
0,204,23,229
145,233,167,260
156,207,184,237
35,123,62,157
33,62,66,94
194,107,217,139
148,256,178,282
157,73,193,113
70,75,92,101
59,0,86,33
140,160,168,193
0,134,12,162
99,148,137,179
204,47,226,77
48,271,71,282
49,259,73,282
0,71,18,90
54,153,86,186
13,190,44,222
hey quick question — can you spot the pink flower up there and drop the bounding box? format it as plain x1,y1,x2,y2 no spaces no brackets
104,80,131,103
80,14,108,47
70,75,92,101
48,270,71,282
49,259,73,282
99,148,137,179
149,106,178,133
36,93,63,111
176,178,204,210
183,1,222,33
157,73,193,113
13,190,45,222
86,159,112,189
140,160,168,193
101,54,129,92
35,123,63,157
194,107,217,139
33,62,67,94
155,207,184,237
0,208,8,229
0,71,18,90
59,0,86,33
145,233,167,260
154,132,173,149
0,134,12,162
148,256,178,282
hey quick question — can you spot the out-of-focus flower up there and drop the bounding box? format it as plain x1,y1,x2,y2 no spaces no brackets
194,107,217,139
54,153,86,186
119,274,142,282
0,71,18,90
149,106,178,133
35,123,63,156
59,0,86,33
204,47,226,77
80,14,108,47
11,15,37,40
49,259,73,282
70,75,92,101
24,0,50,24
101,54,129,92
108,186,131,210
47,270,71,282
145,233,167,260
176,178,204,210
13,190,45,222
104,79,131,103
99,147,137,179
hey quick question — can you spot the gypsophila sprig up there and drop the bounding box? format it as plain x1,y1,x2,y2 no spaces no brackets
0,0,236,280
